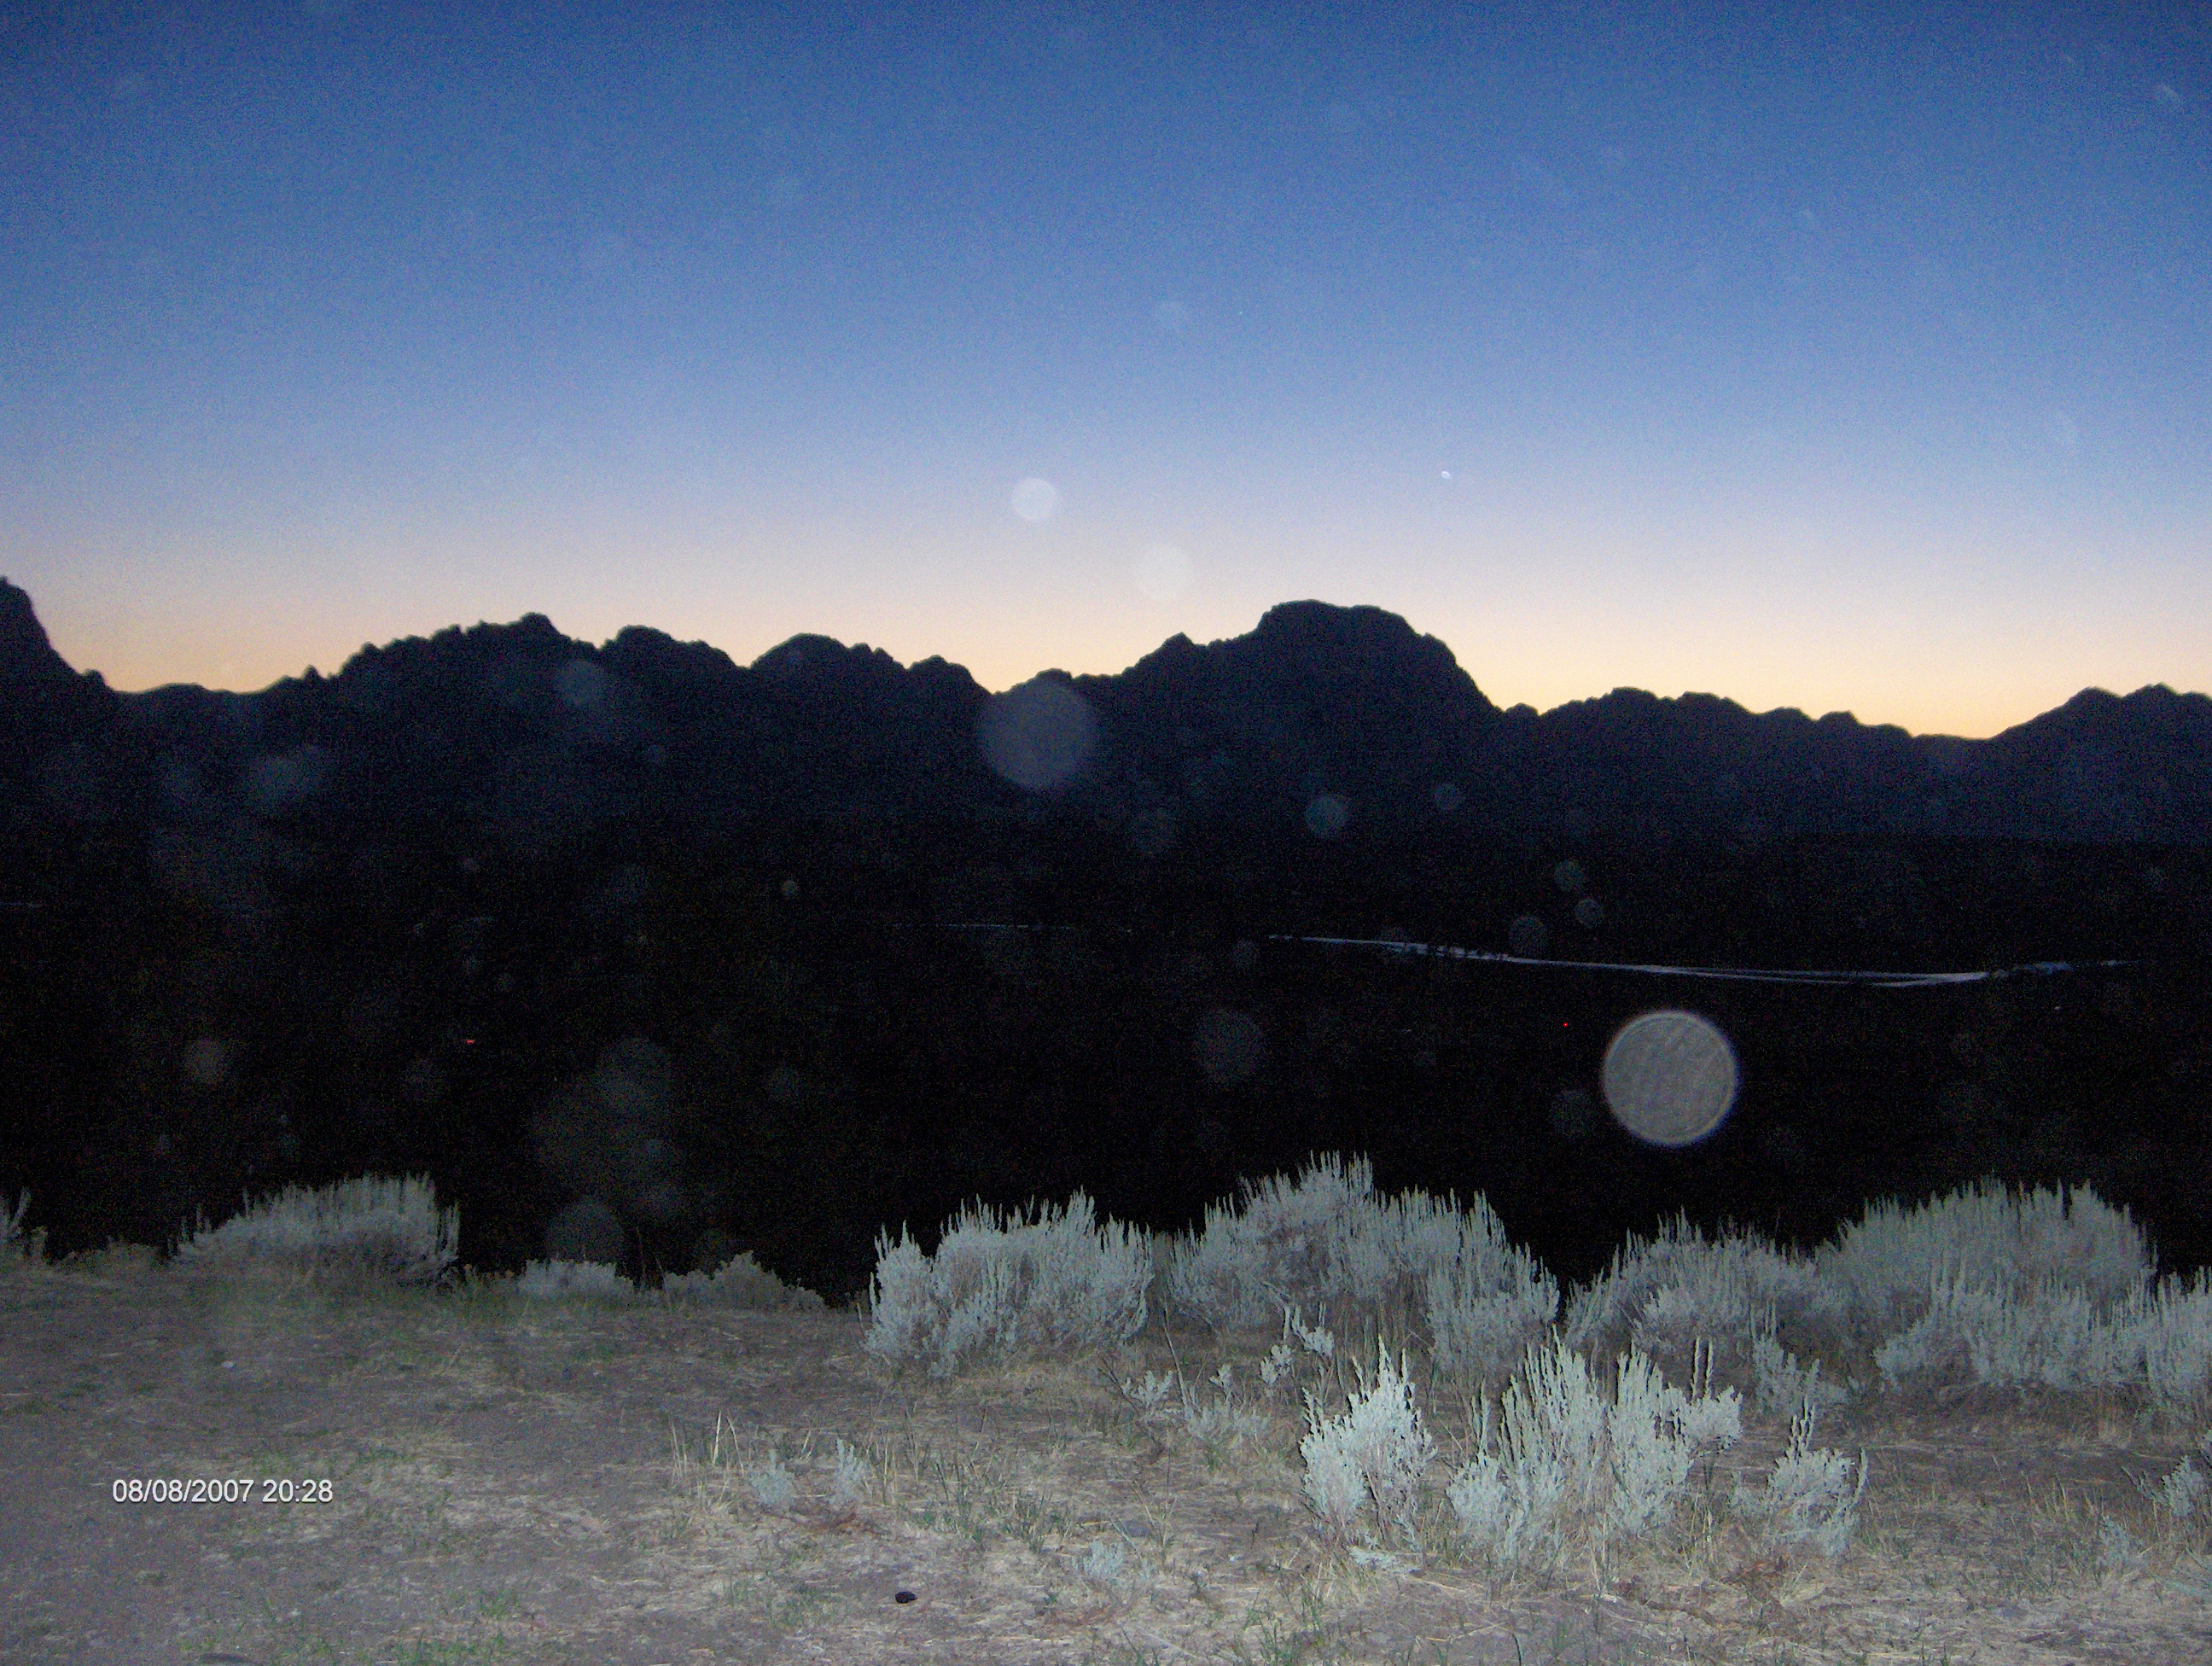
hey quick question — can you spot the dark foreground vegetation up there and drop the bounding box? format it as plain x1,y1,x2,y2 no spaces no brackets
4,809,2207,1308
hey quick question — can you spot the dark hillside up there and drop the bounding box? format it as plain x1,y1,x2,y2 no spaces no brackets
2,580,2207,1301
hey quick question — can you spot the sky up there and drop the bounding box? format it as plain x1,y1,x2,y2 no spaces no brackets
3,3,2208,739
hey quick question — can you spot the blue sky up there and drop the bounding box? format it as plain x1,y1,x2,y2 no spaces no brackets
4,2,2207,737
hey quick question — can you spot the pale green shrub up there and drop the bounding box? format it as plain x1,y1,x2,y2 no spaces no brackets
828,1438,873,1508
171,1173,457,1287
659,1250,825,1311
1815,1178,2154,1356
1869,1261,2212,1442
1877,1269,2139,1395
515,1258,636,1301
1166,1152,1373,1328
1291,1331,1831,1583
1120,1361,1274,1451
1162,1152,1559,1383
1077,1539,1130,1590
2127,1268,2212,1430
1300,1343,1435,1548
1728,1395,1868,1558
1442,1335,1745,1581
1424,1256,1563,1389
2135,1427,2212,1523
745,1452,796,1511
1563,1213,1855,1418
864,1189,1150,1378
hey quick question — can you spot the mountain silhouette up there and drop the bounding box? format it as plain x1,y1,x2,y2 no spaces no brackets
5,577,2210,1302
0,580,156,834
3,577,2207,854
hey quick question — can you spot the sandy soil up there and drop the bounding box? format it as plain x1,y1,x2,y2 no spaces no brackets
4,1251,2211,1665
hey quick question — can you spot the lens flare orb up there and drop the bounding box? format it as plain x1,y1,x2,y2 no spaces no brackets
1599,1009,1740,1148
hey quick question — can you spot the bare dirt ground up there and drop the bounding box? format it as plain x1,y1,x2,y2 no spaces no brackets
4,1251,2211,1666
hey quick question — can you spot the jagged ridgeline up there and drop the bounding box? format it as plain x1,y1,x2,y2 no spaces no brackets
3,578,2211,848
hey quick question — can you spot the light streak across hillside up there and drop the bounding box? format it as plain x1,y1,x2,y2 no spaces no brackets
1269,937,2150,988
935,923,2145,988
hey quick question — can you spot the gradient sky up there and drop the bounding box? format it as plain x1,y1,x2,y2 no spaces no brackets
4,3,2208,737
